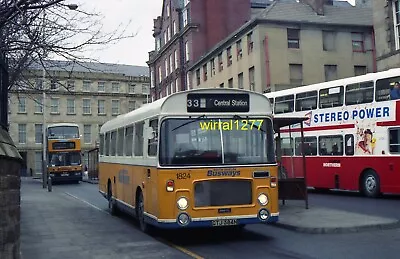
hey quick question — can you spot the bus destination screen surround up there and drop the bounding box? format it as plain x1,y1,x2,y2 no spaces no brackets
187,93,250,113
159,117,275,166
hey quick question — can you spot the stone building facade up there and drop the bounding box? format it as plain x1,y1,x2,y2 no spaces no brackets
8,60,149,177
189,0,375,93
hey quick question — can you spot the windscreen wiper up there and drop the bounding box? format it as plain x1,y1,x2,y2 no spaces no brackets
172,115,207,131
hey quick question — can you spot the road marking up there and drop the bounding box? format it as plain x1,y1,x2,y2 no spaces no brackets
65,192,204,259
64,192,108,214
155,237,205,259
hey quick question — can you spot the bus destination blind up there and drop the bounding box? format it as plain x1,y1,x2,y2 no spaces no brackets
52,142,75,150
186,93,250,112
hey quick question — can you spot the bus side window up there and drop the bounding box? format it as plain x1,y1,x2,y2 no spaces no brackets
345,81,374,105
148,118,159,157
295,136,317,156
319,135,343,156
389,128,400,153
345,134,354,156
376,76,400,101
275,94,294,114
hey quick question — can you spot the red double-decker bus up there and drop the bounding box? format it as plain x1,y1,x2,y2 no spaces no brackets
265,68,400,198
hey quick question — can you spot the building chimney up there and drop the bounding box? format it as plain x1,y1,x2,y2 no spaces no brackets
299,0,324,15
152,16,162,37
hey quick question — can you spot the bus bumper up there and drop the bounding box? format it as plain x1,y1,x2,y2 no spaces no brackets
49,172,82,182
144,211,279,229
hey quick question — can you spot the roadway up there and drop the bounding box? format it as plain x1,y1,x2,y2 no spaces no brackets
52,182,400,259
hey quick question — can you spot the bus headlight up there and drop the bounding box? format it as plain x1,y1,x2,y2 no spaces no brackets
257,193,268,206
177,197,189,210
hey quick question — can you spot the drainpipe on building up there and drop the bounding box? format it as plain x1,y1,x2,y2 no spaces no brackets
176,7,187,91
264,34,271,93
371,29,378,72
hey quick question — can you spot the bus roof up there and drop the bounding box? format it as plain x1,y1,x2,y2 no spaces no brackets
100,88,272,134
47,123,79,129
264,67,400,98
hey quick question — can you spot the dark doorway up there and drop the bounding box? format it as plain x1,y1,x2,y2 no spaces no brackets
19,151,28,176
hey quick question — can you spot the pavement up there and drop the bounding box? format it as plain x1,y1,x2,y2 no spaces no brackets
20,177,190,259
274,200,400,234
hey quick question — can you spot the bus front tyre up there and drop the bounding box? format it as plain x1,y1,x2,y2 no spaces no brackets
108,185,118,216
361,170,380,198
136,191,150,233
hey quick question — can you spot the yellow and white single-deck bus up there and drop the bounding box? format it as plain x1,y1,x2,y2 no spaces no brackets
98,88,279,232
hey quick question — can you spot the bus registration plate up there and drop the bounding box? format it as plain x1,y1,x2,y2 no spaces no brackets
212,219,237,227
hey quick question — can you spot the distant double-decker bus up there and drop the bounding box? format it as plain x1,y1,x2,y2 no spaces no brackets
47,123,82,183
265,68,400,198
98,88,279,233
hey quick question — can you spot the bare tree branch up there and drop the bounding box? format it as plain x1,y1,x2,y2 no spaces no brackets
0,0,138,91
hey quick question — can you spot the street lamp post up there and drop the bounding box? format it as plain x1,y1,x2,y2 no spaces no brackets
41,2,78,188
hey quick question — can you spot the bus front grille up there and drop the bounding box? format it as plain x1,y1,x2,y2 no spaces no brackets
194,180,252,207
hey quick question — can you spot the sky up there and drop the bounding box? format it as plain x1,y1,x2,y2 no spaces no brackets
69,0,356,68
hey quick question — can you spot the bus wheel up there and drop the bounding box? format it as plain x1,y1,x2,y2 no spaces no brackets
136,191,150,233
108,183,118,216
361,170,381,198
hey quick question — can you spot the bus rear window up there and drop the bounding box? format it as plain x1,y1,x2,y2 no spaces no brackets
345,81,374,105
319,86,343,108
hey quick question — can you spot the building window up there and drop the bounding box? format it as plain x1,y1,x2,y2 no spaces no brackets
289,64,303,85
174,50,179,69
67,80,75,91
183,8,188,27
322,31,336,51
196,69,201,85
228,78,233,88
142,84,149,94
112,100,120,115
354,65,367,76
83,81,91,92
218,53,223,71
186,72,191,89
36,79,43,90
50,79,58,90
351,32,364,52
237,40,243,59
167,26,171,41
249,67,255,91
166,4,170,17
67,99,75,114
203,64,208,81
287,28,300,49
165,58,169,76
173,20,176,35
129,84,136,93
50,98,59,113
98,100,105,114
98,82,105,92
150,68,155,89
238,73,244,89
324,65,338,81
185,41,189,62
175,78,179,92
35,98,43,113
156,38,161,51
169,54,173,73
210,59,215,76
129,100,136,111
35,124,43,144
227,47,232,66
18,97,26,113
158,66,162,83
83,99,91,114
18,124,26,144
163,31,167,45
247,32,253,53
111,82,120,93
84,125,91,144
393,0,400,50
35,152,42,174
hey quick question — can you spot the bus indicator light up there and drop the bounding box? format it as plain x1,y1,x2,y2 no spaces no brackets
166,180,174,192
270,177,277,187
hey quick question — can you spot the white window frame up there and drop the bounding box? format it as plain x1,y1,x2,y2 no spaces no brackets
173,20,176,35
185,41,189,62
67,99,75,114
393,0,400,50
111,99,120,115
169,54,174,73
83,81,91,92
18,97,26,113
165,58,169,76
35,98,43,113
111,82,120,93
98,100,105,114
174,50,179,69
158,66,162,83
18,124,26,144
83,125,92,144
50,98,59,114
83,99,91,114
98,82,105,92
